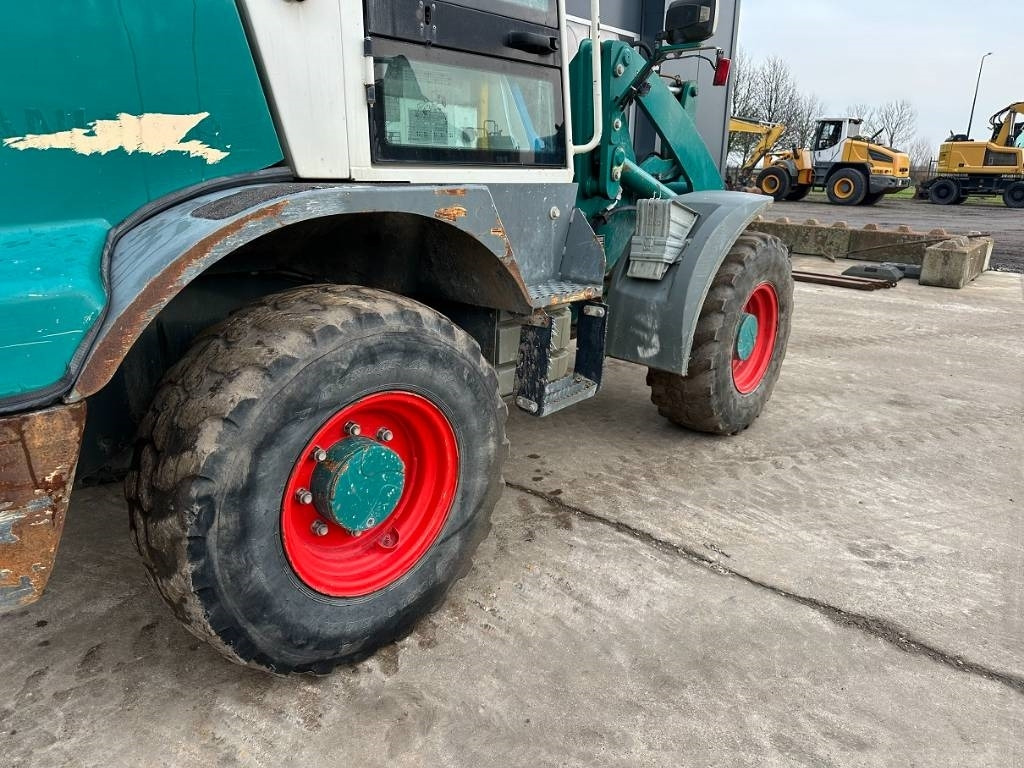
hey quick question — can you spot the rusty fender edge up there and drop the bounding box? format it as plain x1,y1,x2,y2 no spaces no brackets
0,401,85,611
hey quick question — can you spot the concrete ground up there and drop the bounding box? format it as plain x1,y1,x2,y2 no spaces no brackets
777,194,1024,272
2,259,1022,767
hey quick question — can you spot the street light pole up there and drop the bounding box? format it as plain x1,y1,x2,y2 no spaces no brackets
967,52,993,138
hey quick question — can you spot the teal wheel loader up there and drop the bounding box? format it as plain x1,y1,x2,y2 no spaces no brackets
0,0,791,672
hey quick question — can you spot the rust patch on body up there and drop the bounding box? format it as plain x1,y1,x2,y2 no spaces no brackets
74,201,288,398
433,205,468,223
0,401,86,611
434,188,467,197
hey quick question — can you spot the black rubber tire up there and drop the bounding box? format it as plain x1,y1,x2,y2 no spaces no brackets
860,191,885,206
825,168,868,206
953,196,968,205
756,166,792,201
928,178,960,205
784,185,811,201
125,285,506,674
1002,181,1024,208
646,231,793,435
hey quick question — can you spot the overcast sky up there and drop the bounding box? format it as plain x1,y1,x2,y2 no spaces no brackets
736,1,1019,149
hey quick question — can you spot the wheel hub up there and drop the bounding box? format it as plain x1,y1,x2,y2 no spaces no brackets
281,391,459,597
731,282,779,394
735,313,759,361
310,437,405,534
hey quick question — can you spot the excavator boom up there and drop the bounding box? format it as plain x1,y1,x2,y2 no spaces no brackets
729,116,787,178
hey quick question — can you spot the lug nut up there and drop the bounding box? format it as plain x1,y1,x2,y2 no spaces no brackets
377,427,394,443
344,421,361,436
295,488,313,505
378,529,400,549
310,520,329,537
311,446,327,462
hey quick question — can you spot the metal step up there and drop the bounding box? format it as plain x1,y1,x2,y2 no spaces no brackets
514,301,608,417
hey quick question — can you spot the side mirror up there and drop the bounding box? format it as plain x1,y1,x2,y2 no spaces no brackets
662,0,719,45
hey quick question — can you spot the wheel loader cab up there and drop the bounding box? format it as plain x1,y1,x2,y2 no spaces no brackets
239,0,575,183
811,118,860,165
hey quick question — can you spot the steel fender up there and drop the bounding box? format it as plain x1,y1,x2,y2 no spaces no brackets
69,183,534,400
605,191,774,373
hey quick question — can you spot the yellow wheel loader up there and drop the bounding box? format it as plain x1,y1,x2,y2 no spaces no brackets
738,117,911,206
918,102,1024,208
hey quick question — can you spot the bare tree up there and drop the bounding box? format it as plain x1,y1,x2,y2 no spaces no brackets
905,137,935,181
752,56,801,133
846,103,879,137
874,99,917,149
790,93,825,149
727,54,807,172
729,50,757,120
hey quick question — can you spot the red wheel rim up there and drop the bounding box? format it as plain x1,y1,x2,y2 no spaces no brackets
281,391,459,597
732,282,779,394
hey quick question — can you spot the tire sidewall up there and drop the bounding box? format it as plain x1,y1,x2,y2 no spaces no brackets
709,240,793,430
930,179,958,205
758,167,791,201
828,169,866,205
1004,182,1024,208
186,327,502,668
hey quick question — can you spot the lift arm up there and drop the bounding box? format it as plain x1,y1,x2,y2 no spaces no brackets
989,102,1024,146
729,117,787,177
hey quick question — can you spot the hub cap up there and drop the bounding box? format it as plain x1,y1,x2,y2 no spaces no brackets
310,437,405,535
732,282,779,394
833,178,854,200
281,391,459,597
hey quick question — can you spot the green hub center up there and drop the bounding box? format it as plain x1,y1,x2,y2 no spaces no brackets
736,313,759,361
310,436,405,534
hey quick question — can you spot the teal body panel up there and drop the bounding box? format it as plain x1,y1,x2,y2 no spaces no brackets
0,0,283,400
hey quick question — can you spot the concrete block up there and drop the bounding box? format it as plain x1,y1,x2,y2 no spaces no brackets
920,237,992,289
846,226,930,265
747,218,850,260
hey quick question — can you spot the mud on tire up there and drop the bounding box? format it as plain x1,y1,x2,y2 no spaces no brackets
647,231,793,435
125,285,506,674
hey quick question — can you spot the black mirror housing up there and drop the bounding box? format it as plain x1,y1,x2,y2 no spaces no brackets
662,0,718,45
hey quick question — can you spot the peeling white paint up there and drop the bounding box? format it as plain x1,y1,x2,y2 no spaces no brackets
2,112,228,164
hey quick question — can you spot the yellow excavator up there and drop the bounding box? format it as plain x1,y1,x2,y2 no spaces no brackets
731,116,912,206
917,102,1024,208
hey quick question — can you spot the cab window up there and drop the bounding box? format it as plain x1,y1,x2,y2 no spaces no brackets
814,121,842,151
370,40,565,167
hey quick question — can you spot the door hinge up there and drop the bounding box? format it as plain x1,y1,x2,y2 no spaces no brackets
363,37,376,106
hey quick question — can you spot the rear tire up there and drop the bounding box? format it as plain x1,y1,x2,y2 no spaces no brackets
756,166,792,201
1002,181,1024,208
125,285,506,673
860,191,885,206
784,185,811,201
647,231,793,435
826,169,867,205
928,178,960,205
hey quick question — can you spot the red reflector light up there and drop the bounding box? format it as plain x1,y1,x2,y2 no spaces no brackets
713,56,731,87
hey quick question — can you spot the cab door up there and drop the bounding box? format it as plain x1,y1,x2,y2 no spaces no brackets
810,120,844,167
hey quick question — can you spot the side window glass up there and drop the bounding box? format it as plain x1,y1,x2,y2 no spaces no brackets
370,42,565,167
816,122,841,151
